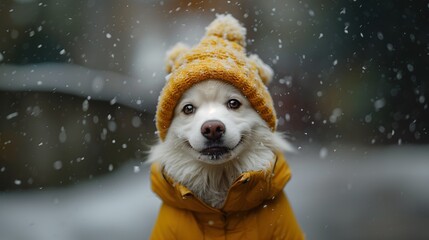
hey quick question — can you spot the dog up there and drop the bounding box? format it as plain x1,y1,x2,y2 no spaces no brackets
148,14,304,239
148,79,293,208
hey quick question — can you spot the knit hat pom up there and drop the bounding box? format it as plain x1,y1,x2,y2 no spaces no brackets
249,54,274,85
165,42,190,73
205,14,246,47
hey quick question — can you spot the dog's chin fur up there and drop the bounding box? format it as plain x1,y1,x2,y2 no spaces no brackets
148,80,294,208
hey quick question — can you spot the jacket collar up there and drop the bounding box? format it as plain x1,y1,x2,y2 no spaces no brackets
150,152,291,213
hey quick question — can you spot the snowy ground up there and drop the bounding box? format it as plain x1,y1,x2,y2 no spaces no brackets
0,144,428,240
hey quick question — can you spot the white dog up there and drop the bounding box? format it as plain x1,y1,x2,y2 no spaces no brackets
148,14,304,239
148,79,293,208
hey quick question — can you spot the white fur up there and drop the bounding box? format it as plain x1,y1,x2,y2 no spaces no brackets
148,80,292,208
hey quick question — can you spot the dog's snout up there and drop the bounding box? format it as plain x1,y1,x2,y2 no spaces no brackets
201,120,225,140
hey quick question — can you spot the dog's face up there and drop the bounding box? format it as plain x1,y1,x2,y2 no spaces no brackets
166,80,265,165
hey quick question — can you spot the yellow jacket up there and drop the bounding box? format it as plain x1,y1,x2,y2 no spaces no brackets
150,153,305,239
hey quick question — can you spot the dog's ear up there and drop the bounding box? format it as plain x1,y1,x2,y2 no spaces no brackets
248,54,274,85
165,42,190,74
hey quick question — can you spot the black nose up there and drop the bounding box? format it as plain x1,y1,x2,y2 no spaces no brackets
201,120,225,140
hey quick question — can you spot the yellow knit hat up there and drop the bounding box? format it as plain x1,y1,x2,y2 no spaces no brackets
156,14,276,141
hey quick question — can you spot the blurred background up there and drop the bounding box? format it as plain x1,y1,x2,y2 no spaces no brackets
0,0,428,239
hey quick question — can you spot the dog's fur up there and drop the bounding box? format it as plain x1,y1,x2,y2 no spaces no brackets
148,80,292,208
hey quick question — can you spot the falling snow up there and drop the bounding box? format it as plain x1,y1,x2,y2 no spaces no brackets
0,3,428,239
319,147,328,159
329,108,342,123
131,116,141,128
59,126,67,143
110,97,117,105
53,161,63,170
6,112,18,120
82,99,89,111
374,98,386,111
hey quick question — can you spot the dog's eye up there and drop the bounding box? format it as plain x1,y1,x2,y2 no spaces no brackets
182,104,195,115
227,99,241,110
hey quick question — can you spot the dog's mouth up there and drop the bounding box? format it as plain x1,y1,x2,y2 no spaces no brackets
200,146,230,159
197,138,243,161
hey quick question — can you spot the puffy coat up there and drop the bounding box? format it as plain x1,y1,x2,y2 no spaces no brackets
150,153,305,239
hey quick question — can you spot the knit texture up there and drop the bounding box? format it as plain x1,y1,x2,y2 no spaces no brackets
156,14,276,141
